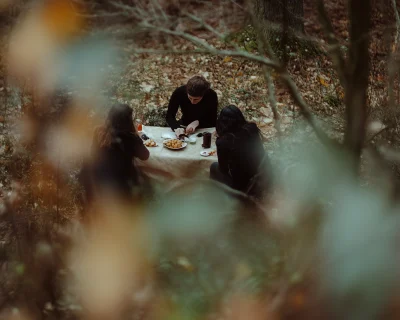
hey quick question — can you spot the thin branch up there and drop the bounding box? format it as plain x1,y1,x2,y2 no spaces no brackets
264,68,282,140
136,21,279,68
316,0,347,88
280,72,332,145
392,0,400,47
367,126,390,143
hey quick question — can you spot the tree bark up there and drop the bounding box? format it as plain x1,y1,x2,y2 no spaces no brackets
344,0,371,172
253,0,304,33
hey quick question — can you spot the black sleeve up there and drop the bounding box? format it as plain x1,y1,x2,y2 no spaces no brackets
216,137,230,174
131,134,150,161
166,88,181,130
210,91,218,127
200,91,218,128
123,134,149,161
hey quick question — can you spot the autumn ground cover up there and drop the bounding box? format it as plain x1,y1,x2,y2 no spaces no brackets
0,0,399,319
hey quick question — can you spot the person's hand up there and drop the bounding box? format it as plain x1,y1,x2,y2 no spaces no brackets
174,128,185,138
186,120,199,134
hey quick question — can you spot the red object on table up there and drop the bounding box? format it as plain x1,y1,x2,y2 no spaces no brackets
136,119,143,132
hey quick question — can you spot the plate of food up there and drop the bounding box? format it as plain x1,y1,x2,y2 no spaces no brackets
200,150,217,157
163,139,187,150
144,139,158,147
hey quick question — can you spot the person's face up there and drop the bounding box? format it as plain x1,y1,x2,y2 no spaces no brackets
188,94,203,104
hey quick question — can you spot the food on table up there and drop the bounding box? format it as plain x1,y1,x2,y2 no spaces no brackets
144,139,157,147
209,150,216,156
164,139,183,149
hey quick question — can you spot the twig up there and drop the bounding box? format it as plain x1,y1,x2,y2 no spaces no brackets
367,126,390,143
392,0,400,47
316,0,347,88
280,72,332,145
132,42,278,67
264,68,282,141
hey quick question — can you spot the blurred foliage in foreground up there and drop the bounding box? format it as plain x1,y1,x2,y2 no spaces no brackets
1,0,400,319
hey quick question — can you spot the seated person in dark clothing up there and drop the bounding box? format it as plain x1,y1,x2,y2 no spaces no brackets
210,105,272,199
166,75,218,137
79,103,150,204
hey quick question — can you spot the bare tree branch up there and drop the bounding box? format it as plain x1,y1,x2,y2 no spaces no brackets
262,68,282,140
316,0,347,88
392,0,400,47
280,72,332,145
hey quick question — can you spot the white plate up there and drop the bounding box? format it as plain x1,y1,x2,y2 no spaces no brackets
163,139,188,150
161,132,176,139
200,150,216,157
161,132,190,142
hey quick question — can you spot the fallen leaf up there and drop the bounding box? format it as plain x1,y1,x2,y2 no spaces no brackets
223,56,232,63
318,75,329,87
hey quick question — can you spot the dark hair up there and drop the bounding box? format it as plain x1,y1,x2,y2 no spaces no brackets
186,75,210,97
95,103,134,148
216,105,260,137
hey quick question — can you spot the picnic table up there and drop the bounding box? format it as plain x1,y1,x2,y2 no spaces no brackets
136,126,218,182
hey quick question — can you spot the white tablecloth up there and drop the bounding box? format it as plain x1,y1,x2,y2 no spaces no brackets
136,126,218,182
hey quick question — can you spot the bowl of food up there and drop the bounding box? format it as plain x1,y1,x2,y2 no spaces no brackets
163,139,187,150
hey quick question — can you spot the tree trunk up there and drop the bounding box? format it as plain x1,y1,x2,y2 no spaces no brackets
344,0,371,172
253,0,304,33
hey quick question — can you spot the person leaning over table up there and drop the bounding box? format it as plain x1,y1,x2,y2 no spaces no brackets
166,75,218,137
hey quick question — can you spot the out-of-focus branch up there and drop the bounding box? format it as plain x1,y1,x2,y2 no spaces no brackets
316,0,347,88
264,68,282,140
343,0,371,171
388,0,400,119
280,72,331,145
392,0,400,47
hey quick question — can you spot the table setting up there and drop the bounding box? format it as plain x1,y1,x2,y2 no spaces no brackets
135,126,218,181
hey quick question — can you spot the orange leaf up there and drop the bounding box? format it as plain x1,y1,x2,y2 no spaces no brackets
318,76,329,87
223,56,232,63
236,71,243,77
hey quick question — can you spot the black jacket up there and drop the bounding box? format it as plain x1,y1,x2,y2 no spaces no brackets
216,123,271,196
166,85,218,130
80,130,148,202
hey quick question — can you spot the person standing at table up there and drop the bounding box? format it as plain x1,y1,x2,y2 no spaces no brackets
210,105,272,200
166,75,218,137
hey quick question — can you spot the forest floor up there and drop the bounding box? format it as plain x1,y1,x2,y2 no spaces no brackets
0,0,398,318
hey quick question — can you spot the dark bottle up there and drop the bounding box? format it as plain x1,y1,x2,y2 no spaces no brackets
202,132,212,148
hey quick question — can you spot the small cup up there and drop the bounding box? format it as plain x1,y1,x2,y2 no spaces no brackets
189,136,197,144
